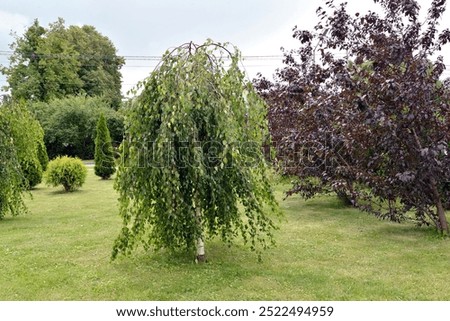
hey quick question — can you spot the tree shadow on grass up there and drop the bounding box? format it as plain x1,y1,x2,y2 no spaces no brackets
110,243,257,293
0,215,28,225
300,195,354,211
28,186,44,191
111,241,256,270
93,178,116,184
369,222,443,241
47,188,88,196
285,194,444,241
108,239,285,300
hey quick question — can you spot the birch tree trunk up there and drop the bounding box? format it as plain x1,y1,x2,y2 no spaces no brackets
195,206,206,263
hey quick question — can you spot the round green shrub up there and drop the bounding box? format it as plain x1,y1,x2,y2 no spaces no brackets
44,156,87,192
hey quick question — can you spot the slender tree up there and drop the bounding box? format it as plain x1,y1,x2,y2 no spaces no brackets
94,113,116,179
112,41,280,261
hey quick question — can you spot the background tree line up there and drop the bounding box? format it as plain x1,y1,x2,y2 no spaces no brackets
28,95,123,160
2,18,124,109
1,18,124,161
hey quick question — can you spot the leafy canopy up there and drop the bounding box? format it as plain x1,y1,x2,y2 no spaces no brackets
256,0,450,234
1,18,124,108
113,41,280,260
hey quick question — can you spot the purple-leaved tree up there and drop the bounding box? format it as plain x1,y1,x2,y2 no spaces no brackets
256,0,450,234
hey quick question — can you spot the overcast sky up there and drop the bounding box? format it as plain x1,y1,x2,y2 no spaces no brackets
1,0,450,96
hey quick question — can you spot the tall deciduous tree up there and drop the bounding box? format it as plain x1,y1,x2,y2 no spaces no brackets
1,18,124,108
256,0,450,234
94,113,116,179
66,25,124,109
112,41,280,261
1,20,46,101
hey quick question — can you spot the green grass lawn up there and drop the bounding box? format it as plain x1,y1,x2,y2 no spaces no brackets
0,168,449,300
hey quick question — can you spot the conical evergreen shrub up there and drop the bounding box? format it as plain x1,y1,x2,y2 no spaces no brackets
94,113,116,179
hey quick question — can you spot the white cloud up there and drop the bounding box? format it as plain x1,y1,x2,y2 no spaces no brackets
121,66,155,97
0,10,29,34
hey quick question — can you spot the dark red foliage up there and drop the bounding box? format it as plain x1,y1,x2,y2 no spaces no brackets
255,0,450,234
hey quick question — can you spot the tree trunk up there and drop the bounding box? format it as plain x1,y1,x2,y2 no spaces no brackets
194,203,206,263
196,237,206,263
388,199,397,222
336,190,353,206
435,198,449,235
412,132,449,234
335,180,355,207
431,179,449,235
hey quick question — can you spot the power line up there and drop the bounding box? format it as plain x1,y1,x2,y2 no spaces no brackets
0,50,285,60
2,50,450,68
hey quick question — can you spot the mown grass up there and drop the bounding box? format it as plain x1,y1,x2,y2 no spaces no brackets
0,168,449,300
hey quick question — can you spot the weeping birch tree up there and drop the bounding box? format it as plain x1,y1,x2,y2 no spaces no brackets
112,41,280,261
0,106,27,219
